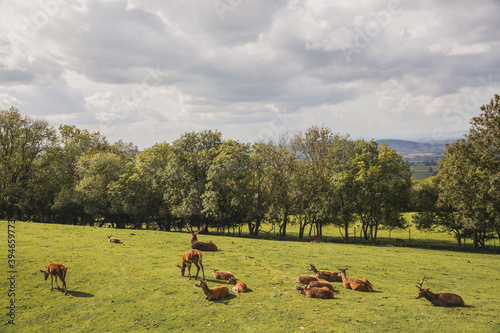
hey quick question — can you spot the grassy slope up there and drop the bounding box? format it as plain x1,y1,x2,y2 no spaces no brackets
1,221,499,332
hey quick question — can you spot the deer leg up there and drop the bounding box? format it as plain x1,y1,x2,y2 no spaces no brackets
55,276,60,289
187,263,192,280
200,262,205,280
193,262,200,280
50,275,54,290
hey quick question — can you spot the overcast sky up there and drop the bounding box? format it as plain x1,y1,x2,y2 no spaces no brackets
1,0,499,149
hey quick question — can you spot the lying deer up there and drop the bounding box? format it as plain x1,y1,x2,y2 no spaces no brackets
296,286,335,299
309,264,342,282
187,224,218,251
210,268,235,280
338,266,373,292
195,280,230,301
295,275,319,284
40,263,68,295
107,235,122,243
415,277,465,306
176,249,205,280
227,277,248,293
308,280,335,291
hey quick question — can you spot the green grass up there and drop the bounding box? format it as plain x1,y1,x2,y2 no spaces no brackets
1,221,499,332
410,165,438,180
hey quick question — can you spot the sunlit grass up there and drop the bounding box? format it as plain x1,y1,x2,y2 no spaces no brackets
1,220,499,332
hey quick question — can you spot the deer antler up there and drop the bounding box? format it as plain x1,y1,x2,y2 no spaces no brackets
417,277,426,289
198,224,207,233
186,223,195,234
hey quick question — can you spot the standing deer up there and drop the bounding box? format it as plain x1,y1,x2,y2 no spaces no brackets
176,249,205,280
395,238,408,246
210,268,235,280
107,235,122,243
187,224,218,251
309,264,342,282
195,280,230,301
296,286,335,299
227,277,248,292
40,263,68,295
338,266,373,292
415,277,465,306
295,275,320,284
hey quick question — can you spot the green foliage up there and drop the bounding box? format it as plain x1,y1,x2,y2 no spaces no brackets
0,107,57,218
2,221,498,332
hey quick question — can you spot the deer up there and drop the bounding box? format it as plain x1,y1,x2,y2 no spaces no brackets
176,249,205,280
309,264,342,282
415,277,465,306
210,268,235,280
195,280,230,301
296,286,335,299
395,238,408,246
295,275,320,284
107,235,122,243
40,263,68,295
338,266,373,292
227,277,248,293
308,280,335,291
187,224,218,251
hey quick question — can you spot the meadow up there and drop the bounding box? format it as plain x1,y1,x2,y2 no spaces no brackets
1,220,499,332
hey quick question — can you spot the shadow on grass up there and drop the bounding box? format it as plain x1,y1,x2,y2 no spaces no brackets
67,290,94,298
210,293,238,304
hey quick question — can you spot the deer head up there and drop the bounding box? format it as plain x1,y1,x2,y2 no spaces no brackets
415,277,428,298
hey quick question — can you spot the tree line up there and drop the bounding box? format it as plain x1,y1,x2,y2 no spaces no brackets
1,95,499,248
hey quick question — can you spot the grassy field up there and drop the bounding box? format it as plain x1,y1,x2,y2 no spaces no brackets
410,165,438,180
1,220,499,332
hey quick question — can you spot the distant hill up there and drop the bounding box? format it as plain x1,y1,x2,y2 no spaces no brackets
376,139,449,164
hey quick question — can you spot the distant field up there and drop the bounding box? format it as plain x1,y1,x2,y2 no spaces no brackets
1,220,499,332
410,165,438,180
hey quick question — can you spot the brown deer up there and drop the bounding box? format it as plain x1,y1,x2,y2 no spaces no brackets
187,224,218,251
395,238,408,246
308,280,335,291
195,280,230,301
227,277,248,292
295,275,320,284
338,266,373,292
296,286,335,299
176,249,205,280
210,268,235,280
309,264,342,282
415,277,465,306
40,263,68,295
107,235,122,243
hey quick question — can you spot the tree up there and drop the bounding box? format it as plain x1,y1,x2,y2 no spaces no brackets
163,130,223,229
354,140,412,241
0,107,57,219
328,136,359,241
51,125,110,224
135,143,175,231
292,126,336,239
412,176,467,247
202,140,253,233
74,152,130,228
261,133,298,238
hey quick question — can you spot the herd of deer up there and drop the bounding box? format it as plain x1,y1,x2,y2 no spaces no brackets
39,226,465,307
176,224,248,301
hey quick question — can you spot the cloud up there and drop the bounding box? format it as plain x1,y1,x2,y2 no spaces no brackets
0,0,499,149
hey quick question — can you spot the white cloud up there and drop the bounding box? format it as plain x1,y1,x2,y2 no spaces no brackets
0,0,499,148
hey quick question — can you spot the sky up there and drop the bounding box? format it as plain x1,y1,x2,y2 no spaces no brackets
1,0,499,149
